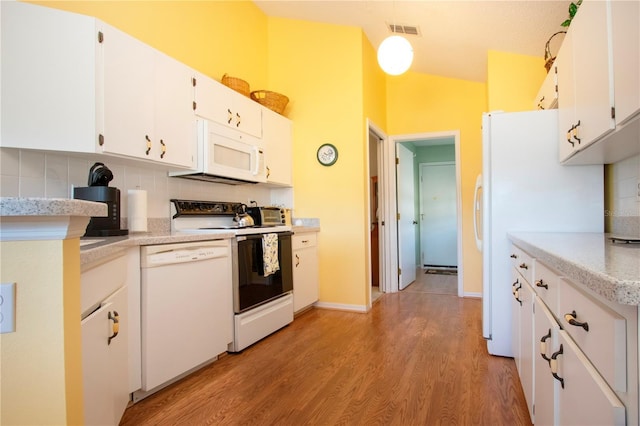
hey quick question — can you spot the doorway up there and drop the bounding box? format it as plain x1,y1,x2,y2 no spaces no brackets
379,130,463,296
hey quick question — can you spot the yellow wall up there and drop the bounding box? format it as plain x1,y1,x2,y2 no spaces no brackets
267,17,370,307
27,0,269,88
487,50,547,112
386,73,487,294
21,1,545,304
0,239,83,425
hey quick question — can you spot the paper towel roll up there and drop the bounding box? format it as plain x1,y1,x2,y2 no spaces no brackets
127,189,147,232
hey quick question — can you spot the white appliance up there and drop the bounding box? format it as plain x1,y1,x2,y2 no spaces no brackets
170,199,294,353
137,239,232,399
170,119,266,184
474,110,604,357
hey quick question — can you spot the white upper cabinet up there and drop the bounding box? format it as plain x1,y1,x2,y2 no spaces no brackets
557,0,640,164
557,0,615,162
534,64,558,111
1,2,99,152
192,73,262,139
1,2,195,169
262,108,293,186
611,0,640,126
102,24,196,168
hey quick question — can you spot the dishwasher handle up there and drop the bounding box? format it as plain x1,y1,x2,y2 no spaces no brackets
142,243,230,268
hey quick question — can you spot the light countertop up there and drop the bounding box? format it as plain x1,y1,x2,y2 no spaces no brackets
508,232,640,305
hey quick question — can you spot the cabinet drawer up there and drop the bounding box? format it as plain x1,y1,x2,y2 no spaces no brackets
509,245,534,284
558,279,626,391
533,262,560,314
81,252,128,318
293,233,317,250
556,330,625,425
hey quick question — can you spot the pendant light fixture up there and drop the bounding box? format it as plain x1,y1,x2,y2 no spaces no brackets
377,1,413,75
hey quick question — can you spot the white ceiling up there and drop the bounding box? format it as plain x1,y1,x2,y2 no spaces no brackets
253,0,570,82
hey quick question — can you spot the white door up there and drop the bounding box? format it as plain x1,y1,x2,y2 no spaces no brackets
420,162,457,267
397,144,416,290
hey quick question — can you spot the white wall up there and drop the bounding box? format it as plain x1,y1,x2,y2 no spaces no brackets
0,148,286,222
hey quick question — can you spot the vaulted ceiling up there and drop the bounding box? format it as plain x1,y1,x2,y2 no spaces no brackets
254,0,570,82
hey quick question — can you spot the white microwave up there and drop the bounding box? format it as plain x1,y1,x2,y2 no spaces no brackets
170,119,266,184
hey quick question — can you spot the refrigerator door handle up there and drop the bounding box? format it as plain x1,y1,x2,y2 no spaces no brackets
473,174,483,251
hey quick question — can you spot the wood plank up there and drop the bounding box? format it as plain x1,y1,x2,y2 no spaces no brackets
120,292,531,425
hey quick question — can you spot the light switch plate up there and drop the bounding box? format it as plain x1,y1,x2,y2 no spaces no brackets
0,282,16,333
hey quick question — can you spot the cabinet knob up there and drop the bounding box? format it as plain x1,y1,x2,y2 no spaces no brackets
160,140,166,159
295,253,300,267
539,329,552,363
510,254,517,259
227,109,233,124
535,279,548,290
108,310,120,345
145,135,152,155
519,263,528,270
550,344,565,388
564,310,589,332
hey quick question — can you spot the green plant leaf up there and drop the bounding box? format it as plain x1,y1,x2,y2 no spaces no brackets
569,2,578,17
561,19,571,27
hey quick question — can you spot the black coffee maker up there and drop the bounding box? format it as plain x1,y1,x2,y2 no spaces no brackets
73,162,128,236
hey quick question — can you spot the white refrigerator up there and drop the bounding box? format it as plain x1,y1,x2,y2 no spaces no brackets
474,110,604,357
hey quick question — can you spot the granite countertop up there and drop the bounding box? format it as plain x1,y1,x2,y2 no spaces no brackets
0,197,107,217
81,226,320,266
1,197,321,267
508,232,640,305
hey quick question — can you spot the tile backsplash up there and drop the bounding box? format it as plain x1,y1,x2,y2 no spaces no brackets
606,153,640,237
0,148,293,223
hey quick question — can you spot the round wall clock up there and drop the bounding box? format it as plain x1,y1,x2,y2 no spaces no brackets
317,143,338,166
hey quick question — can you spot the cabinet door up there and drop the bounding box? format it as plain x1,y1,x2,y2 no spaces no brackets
534,297,561,426
193,73,262,138
570,0,615,149
1,1,97,152
263,108,293,186
535,65,558,110
153,52,197,168
611,0,640,125
293,234,319,313
82,285,129,426
556,28,579,161
511,271,535,423
102,23,155,160
556,330,625,425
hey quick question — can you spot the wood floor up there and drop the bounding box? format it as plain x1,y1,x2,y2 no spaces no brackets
120,290,531,426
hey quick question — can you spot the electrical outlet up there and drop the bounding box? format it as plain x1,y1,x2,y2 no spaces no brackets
0,282,16,333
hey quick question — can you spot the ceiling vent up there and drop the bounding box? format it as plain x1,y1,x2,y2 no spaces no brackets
388,23,421,37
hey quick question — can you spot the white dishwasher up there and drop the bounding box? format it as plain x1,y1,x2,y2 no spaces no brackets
139,239,232,396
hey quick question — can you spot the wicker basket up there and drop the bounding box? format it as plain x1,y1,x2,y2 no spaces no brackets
250,90,289,115
221,74,250,97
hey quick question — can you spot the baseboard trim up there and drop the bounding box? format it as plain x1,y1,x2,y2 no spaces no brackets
464,292,482,298
314,301,369,313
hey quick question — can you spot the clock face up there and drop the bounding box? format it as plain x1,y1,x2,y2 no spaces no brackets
317,143,338,166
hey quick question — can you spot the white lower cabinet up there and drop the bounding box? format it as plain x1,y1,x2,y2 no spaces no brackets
81,281,129,426
510,242,638,425
556,330,626,425
292,232,319,313
534,298,560,426
511,264,535,422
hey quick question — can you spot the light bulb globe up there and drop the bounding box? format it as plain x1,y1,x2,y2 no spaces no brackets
377,35,414,76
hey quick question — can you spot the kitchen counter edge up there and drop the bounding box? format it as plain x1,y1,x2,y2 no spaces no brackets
508,232,640,306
